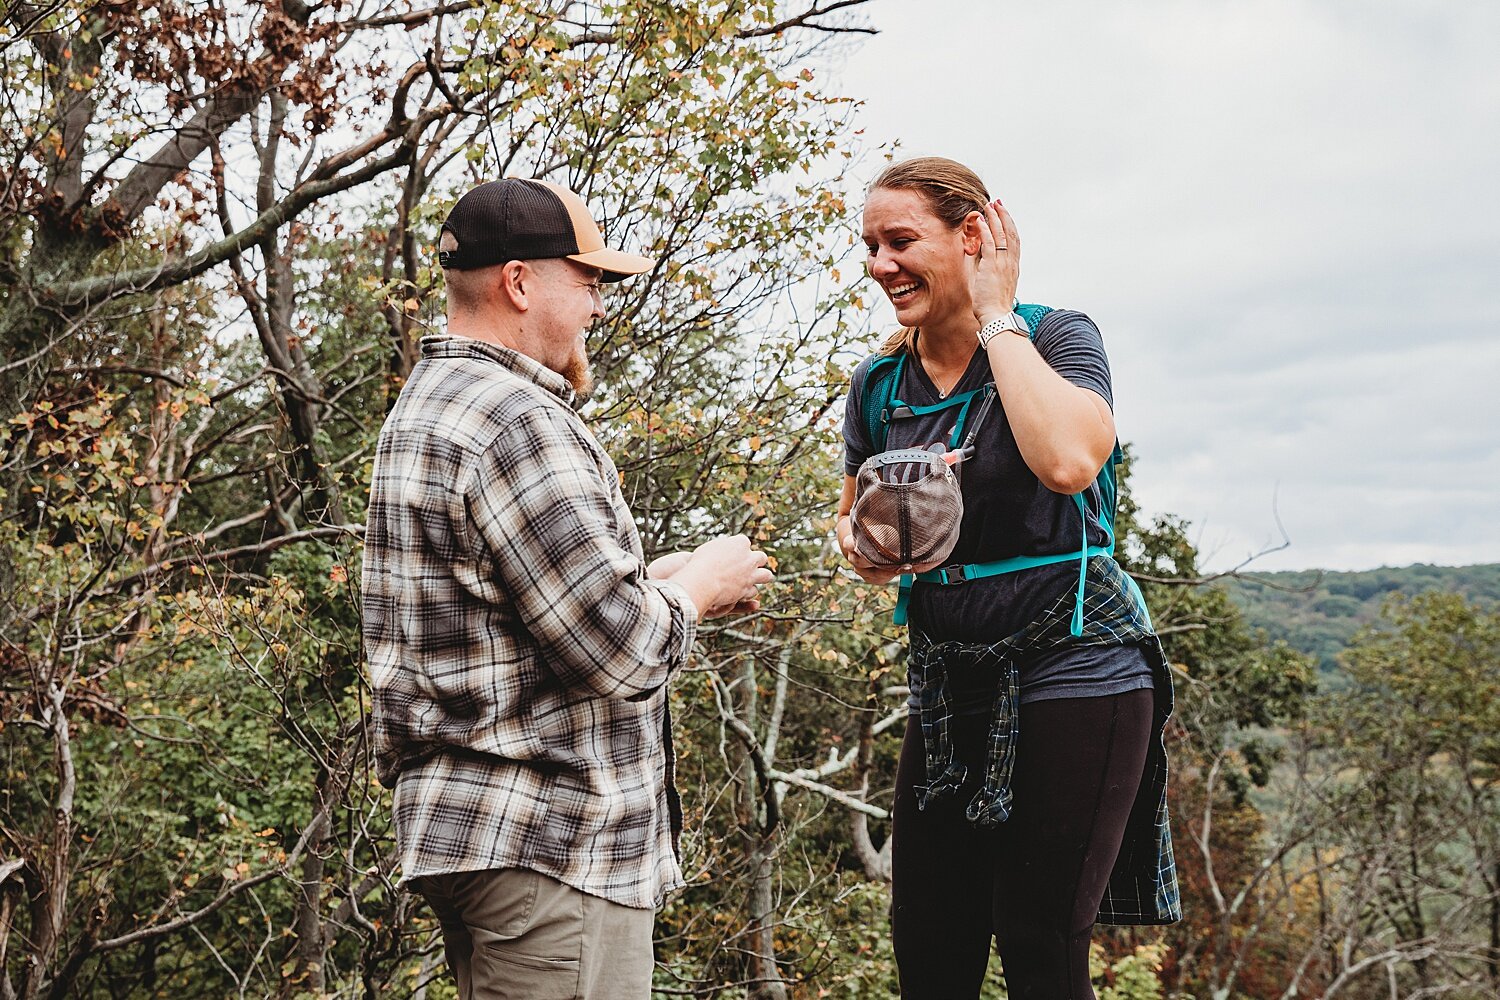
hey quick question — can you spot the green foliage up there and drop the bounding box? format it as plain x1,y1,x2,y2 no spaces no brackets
1092,943,1168,1000
1294,591,1500,998
1,1,884,996
1225,563,1500,677
1328,590,1500,779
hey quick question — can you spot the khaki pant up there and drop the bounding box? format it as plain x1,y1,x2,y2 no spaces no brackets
414,868,655,1000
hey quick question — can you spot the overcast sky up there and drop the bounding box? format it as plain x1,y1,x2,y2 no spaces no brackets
827,0,1500,571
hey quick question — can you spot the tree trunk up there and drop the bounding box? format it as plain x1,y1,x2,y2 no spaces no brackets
19,682,76,1000
283,767,334,997
745,832,787,1000
849,674,891,881
1490,860,1499,989
730,657,787,1000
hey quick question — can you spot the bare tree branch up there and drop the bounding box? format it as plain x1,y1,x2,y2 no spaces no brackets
49,143,419,307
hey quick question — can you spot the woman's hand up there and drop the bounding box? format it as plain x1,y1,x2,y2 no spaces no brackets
836,514,945,585
969,200,1021,328
838,518,901,584
837,475,944,585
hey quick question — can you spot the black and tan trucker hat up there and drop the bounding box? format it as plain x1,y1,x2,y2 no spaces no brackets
437,177,654,282
849,448,965,569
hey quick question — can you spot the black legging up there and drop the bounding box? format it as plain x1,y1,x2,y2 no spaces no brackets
890,687,1154,1000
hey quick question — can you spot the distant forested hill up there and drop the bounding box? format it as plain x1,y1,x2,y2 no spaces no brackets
1222,563,1500,675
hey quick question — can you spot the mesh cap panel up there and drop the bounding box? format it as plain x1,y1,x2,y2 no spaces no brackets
850,448,964,567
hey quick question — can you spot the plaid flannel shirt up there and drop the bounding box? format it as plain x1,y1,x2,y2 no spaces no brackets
363,334,698,910
907,555,1182,925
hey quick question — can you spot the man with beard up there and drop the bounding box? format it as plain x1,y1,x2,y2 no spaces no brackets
363,178,774,999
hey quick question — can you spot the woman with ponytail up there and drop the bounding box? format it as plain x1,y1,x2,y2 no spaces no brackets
836,156,1180,999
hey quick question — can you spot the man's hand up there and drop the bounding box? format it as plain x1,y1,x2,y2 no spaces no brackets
661,534,774,619
647,551,692,580
651,550,757,613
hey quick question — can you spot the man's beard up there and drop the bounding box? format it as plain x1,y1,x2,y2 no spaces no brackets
560,348,595,402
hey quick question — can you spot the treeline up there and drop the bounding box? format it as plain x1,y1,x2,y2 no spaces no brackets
1,4,1497,999
1226,563,1500,675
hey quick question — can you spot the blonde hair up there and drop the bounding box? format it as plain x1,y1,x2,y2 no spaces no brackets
868,157,990,357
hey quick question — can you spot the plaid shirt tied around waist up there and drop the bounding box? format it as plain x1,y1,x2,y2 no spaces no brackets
907,555,1182,925
363,334,699,910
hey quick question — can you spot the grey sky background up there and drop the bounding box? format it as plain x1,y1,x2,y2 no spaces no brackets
828,0,1500,571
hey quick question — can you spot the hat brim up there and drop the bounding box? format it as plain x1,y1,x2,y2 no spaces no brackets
567,247,655,283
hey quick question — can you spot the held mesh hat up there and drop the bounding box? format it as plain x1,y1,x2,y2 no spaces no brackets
438,177,654,282
849,448,965,569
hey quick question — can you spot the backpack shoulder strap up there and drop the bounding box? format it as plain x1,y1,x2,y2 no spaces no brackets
860,352,906,452
1016,302,1054,338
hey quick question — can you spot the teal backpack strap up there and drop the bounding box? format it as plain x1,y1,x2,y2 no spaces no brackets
864,308,1127,635
880,386,991,450
893,573,915,626
865,305,1048,446
1019,303,1122,634
1095,441,1124,539
860,353,907,452
1015,302,1053,335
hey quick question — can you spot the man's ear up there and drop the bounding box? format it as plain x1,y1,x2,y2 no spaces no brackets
497,260,532,311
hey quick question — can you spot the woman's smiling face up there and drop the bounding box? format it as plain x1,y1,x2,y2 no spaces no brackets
862,186,973,332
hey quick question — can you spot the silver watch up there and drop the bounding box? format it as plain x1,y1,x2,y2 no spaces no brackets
977,311,1030,349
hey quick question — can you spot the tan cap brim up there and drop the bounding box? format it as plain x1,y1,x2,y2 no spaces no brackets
567,246,655,283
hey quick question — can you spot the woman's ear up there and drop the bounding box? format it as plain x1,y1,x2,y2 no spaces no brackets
960,210,985,256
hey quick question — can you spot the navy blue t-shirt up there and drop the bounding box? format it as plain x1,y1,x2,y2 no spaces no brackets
843,310,1151,706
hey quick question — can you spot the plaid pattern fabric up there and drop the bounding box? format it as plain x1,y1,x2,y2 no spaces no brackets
363,334,699,909
907,555,1182,925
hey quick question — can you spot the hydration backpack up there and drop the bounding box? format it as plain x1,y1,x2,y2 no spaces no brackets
857,304,1125,632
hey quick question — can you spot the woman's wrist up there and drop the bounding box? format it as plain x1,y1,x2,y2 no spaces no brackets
975,307,1011,328
977,312,1032,351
